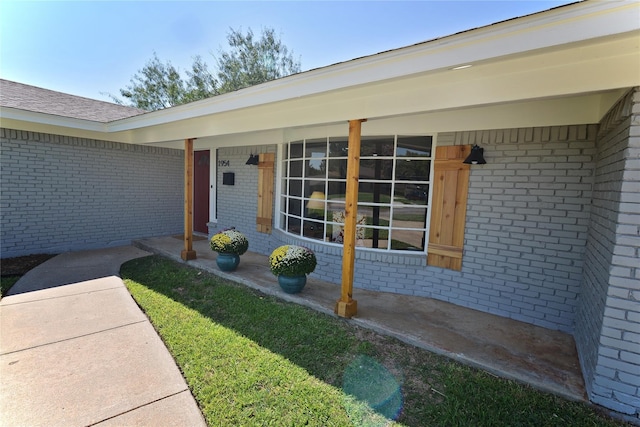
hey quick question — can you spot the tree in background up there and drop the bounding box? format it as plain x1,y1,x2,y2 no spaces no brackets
216,28,300,93
112,27,300,111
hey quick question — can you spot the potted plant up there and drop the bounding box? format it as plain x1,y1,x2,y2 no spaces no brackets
269,245,317,294
210,228,249,272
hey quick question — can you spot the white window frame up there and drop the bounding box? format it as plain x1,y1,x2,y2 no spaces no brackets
278,135,435,253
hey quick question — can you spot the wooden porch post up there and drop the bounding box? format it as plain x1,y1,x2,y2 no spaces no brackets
335,119,366,318
181,138,197,261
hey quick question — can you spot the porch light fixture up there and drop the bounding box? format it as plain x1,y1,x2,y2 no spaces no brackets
245,154,259,165
463,144,487,165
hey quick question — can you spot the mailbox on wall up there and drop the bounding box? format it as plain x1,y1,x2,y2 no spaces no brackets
222,172,235,185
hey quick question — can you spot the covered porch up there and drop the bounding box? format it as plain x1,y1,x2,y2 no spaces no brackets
134,234,586,403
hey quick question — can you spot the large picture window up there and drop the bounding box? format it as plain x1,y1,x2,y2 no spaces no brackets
280,135,433,251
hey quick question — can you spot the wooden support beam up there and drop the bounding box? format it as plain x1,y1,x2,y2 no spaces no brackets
335,119,366,318
181,138,197,261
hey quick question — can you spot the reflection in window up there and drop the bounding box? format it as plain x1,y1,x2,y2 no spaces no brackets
280,135,433,251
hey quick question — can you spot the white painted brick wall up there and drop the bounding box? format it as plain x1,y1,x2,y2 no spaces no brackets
212,145,278,257
576,88,640,419
436,126,597,332
0,128,183,257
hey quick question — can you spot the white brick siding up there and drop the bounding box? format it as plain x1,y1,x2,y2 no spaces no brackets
211,145,278,256
576,88,640,419
0,129,183,257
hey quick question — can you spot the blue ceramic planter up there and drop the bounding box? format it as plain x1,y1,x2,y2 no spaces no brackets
216,253,240,272
277,275,307,294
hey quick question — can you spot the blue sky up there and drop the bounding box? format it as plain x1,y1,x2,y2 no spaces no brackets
0,1,575,103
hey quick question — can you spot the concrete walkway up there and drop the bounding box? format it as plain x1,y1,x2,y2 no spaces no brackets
0,246,206,427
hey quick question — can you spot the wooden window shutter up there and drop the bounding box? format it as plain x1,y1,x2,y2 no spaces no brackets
427,145,471,271
256,153,275,233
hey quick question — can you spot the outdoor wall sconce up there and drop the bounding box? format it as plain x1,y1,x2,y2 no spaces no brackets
463,144,487,165
245,154,259,165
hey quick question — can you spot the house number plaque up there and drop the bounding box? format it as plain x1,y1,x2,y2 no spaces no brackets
218,160,230,167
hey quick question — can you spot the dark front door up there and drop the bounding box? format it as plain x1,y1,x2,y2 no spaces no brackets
194,150,210,233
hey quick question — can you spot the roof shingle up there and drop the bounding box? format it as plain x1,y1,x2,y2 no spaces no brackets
0,79,146,123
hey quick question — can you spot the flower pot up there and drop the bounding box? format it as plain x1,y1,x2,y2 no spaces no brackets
216,253,240,272
277,274,307,294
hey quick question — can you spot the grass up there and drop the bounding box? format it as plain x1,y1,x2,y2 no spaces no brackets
121,256,623,427
0,276,19,299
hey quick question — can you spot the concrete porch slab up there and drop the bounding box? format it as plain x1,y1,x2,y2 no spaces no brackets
135,235,587,403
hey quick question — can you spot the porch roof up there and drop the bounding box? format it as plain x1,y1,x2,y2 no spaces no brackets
1,1,638,148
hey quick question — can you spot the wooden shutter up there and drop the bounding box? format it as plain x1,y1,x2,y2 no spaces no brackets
256,153,275,233
427,145,471,271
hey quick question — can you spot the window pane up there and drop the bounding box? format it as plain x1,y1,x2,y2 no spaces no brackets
289,160,303,178
392,206,427,228
287,216,301,235
305,139,327,158
359,227,389,249
327,202,344,214
304,181,325,198
358,206,389,228
305,187,326,219
390,229,425,251
394,183,428,205
302,219,324,240
289,179,302,197
327,158,347,179
329,137,348,157
358,182,392,203
361,136,394,157
396,136,432,157
360,159,393,179
290,142,303,158
328,210,368,243
288,197,302,217
305,159,325,177
327,181,346,201
395,159,430,181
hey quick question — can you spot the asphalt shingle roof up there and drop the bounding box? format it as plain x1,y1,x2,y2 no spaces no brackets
0,79,146,123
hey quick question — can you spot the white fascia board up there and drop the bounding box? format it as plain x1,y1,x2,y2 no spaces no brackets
0,107,107,133
0,108,142,144
106,0,639,133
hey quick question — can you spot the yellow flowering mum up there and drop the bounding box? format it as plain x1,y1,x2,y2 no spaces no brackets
210,229,249,255
269,245,317,276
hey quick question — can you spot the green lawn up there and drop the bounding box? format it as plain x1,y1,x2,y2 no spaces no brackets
121,256,623,427
0,276,19,300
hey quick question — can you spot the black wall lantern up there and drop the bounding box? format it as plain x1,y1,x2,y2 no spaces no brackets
245,154,259,165
463,144,487,165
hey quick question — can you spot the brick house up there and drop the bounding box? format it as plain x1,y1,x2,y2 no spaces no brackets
1,1,638,419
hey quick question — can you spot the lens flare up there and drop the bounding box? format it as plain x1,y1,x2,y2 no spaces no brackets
342,355,403,421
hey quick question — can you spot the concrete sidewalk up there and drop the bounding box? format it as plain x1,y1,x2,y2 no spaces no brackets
0,246,206,427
